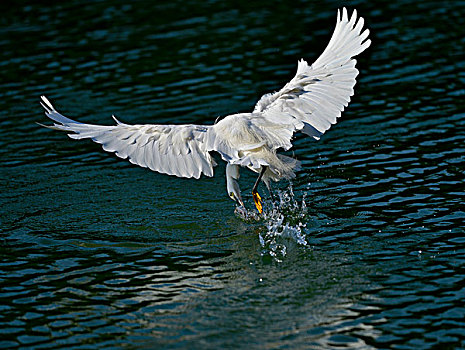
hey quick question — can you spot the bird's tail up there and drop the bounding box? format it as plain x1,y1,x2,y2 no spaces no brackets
266,154,301,182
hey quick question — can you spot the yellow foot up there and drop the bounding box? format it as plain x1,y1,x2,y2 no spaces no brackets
253,191,263,214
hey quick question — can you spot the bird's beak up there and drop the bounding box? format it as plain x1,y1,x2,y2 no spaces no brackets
253,191,263,214
230,192,245,208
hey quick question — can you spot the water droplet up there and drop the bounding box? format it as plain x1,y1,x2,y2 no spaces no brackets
259,186,309,261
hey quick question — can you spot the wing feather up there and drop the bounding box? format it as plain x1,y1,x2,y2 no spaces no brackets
253,7,371,141
40,96,214,179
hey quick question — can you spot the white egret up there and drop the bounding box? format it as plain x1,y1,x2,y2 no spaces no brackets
40,8,370,214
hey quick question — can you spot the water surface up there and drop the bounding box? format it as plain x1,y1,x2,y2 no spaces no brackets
1,0,464,348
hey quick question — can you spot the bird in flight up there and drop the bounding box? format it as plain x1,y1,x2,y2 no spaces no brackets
40,8,370,215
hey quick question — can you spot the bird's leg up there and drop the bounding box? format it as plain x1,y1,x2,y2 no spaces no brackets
252,166,267,214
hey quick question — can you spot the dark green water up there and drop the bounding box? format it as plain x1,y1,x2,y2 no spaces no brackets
1,0,465,349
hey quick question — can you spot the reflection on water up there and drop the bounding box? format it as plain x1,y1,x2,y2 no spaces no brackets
1,0,465,349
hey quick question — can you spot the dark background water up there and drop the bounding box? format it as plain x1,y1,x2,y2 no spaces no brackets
1,0,465,348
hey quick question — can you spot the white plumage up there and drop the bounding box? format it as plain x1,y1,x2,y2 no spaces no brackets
40,8,370,213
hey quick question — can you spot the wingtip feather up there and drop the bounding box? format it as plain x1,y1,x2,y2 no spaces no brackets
40,101,51,114
350,9,358,26
342,7,348,22
40,95,55,111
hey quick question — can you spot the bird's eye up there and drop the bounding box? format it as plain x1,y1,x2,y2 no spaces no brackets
229,192,235,199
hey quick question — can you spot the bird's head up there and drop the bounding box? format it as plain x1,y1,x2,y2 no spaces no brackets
228,186,244,207
226,170,244,207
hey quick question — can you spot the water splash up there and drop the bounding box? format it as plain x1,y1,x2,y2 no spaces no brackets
259,186,309,261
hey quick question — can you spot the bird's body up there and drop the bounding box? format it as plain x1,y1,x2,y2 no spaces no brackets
207,113,301,182
40,8,371,213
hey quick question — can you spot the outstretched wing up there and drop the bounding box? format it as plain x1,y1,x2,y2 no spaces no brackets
40,96,214,179
253,8,371,141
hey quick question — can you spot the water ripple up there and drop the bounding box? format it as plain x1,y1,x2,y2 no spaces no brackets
1,0,465,349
